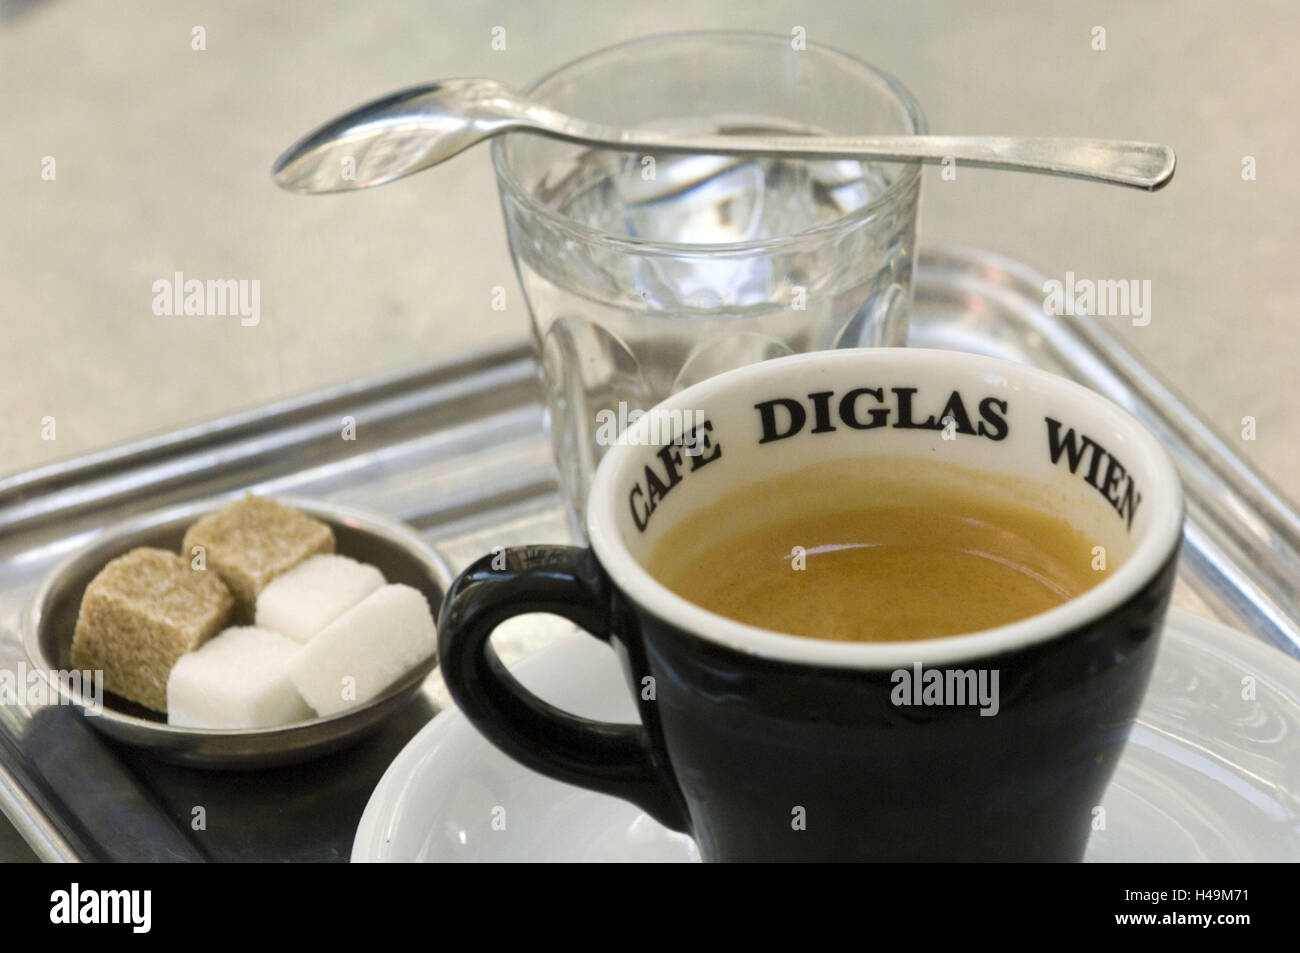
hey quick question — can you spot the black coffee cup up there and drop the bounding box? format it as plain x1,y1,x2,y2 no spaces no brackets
437,348,1184,861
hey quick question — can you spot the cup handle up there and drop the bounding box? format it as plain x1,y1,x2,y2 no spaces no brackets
436,545,690,833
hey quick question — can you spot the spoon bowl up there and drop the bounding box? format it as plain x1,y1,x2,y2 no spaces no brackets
272,79,532,192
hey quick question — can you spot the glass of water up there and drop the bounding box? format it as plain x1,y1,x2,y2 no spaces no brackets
492,31,926,535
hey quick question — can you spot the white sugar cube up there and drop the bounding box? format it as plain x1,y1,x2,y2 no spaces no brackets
167,626,313,729
288,584,436,717
255,555,385,644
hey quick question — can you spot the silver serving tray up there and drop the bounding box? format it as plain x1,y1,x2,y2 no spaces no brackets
1,245,1297,861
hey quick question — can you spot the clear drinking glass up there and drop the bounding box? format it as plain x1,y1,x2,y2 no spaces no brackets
492,31,926,535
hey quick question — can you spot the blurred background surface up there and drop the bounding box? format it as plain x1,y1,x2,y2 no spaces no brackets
1,0,1295,497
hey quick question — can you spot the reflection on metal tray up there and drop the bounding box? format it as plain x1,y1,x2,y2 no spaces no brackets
1,245,1297,862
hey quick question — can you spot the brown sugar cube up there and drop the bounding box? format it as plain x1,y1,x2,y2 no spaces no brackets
182,495,334,619
71,547,235,712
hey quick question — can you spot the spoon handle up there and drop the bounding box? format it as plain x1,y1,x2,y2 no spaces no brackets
539,122,1176,191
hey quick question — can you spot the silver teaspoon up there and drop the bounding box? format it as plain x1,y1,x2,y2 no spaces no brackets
271,78,1176,194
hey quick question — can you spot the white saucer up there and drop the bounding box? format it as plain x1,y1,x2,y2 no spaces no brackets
353,608,1300,862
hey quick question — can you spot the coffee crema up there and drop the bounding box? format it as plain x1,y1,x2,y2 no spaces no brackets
647,458,1108,643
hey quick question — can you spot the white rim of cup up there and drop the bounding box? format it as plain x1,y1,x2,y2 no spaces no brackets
586,348,1185,670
